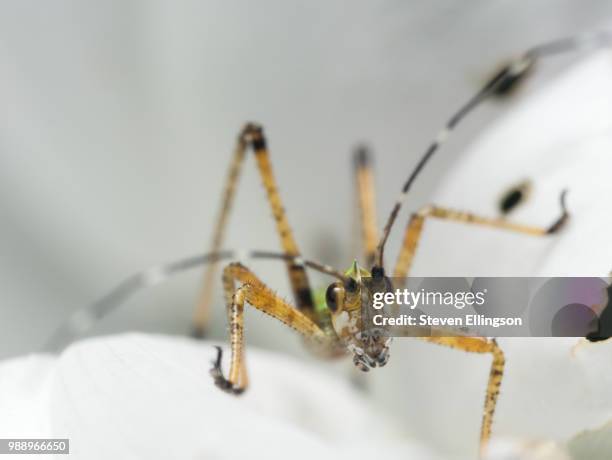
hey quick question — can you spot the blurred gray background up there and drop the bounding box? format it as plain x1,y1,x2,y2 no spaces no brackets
1,0,612,359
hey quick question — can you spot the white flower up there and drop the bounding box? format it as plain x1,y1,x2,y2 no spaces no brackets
0,333,437,460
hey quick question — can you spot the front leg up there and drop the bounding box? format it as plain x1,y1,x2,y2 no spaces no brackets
210,262,332,394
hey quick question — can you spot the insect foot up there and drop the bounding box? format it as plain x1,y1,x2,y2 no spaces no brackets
209,346,245,395
546,189,570,234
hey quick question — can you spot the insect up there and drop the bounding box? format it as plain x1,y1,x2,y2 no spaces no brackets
47,30,612,459
192,31,612,459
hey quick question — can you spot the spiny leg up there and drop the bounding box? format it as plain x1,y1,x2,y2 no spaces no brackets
194,123,315,336
194,136,246,336
393,190,568,280
419,336,504,459
354,146,379,268
393,193,567,455
250,129,314,316
210,262,332,394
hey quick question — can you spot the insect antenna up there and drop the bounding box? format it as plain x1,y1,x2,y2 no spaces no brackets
45,249,345,351
526,29,612,58
250,250,349,282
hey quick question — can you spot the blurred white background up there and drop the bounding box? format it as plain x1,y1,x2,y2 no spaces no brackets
1,0,612,360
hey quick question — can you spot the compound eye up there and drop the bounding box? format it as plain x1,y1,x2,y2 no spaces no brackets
325,283,344,313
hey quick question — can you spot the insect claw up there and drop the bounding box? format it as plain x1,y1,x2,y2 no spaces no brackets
209,347,225,376
547,189,570,234
209,346,245,395
559,189,569,213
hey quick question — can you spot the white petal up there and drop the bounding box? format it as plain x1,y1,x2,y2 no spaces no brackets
567,420,612,460
0,334,438,460
486,437,570,460
0,354,55,437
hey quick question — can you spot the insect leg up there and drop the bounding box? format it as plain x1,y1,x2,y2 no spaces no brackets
194,123,315,336
354,146,379,267
194,136,247,336
418,336,504,459
393,190,568,280
210,262,331,394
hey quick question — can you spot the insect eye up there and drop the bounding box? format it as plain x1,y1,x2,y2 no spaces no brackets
325,283,343,313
